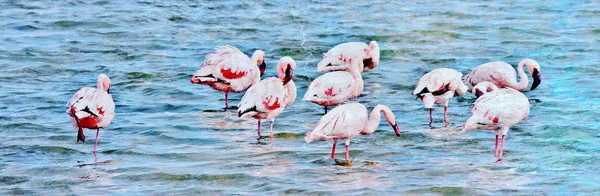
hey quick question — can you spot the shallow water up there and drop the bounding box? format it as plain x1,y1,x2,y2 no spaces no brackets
1,0,600,195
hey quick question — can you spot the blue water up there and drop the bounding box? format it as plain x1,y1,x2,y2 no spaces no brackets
1,0,599,195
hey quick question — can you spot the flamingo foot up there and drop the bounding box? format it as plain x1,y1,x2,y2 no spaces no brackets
77,126,85,143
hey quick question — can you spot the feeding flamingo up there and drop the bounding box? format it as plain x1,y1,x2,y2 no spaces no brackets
305,103,400,163
303,57,363,114
317,41,380,72
66,74,116,153
463,82,530,161
463,58,542,93
413,68,468,124
190,45,266,108
237,57,297,137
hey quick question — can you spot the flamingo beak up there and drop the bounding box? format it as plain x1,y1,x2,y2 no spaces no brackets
475,89,484,98
283,66,293,85
391,122,400,136
531,69,541,91
259,61,266,77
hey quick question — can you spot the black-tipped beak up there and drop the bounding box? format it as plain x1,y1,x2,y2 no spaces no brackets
392,123,400,136
475,89,484,98
531,69,541,91
283,66,293,85
259,61,266,77
107,89,110,94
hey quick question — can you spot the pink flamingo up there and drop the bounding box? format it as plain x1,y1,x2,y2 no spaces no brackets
305,103,400,163
463,82,530,161
317,41,380,72
66,74,115,153
303,58,363,114
463,58,542,92
190,45,266,108
472,81,499,98
237,57,297,137
413,68,468,124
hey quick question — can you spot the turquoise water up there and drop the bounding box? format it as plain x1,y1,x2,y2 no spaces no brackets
1,0,600,195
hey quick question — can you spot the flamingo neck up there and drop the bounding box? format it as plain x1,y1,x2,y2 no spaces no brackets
284,80,296,106
511,63,529,91
361,105,394,135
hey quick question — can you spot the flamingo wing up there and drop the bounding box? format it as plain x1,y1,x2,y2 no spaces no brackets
467,88,529,130
238,78,286,117
317,42,368,72
66,87,115,128
464,61,515,90
303,72,356,104
195,45,260,91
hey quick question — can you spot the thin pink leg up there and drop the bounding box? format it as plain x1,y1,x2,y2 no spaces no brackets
444,106,448,124
257,120,261,137
269,120,274,138
345,145,350,163
331,139,337,159
498,135,506,161
429,108,433,124
93,129,99,153
494,134,499,157
224,92,229,108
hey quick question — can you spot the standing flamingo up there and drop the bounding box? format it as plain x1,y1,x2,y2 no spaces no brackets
303,57,363,114
190,45,266,108
317,41,380,72
66,74,115,153
237,57,297,137
463,82,530,161
413,68,468,124
463,58,542,92
305,103,400,163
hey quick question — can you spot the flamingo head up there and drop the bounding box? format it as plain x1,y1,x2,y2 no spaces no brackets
520,58,542,91
363,41,380,72
472,82,498,98
277,56,296,85
391,122,400,136
97,74,112,93
252,50,266,77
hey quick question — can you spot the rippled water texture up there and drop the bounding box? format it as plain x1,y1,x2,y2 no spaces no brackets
1,0,600,195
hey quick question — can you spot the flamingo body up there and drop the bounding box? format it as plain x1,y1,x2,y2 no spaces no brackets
304,59,363,113
317,41,380,72
413,68,468,124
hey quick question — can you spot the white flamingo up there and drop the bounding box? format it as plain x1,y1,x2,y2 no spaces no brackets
463,58,542,92
66,74,116,153
317,41,380,72
237,57,297,137
305,103,400,163
303,57,363,114
413,68,468,124
190,45,266,108
463,82,530,161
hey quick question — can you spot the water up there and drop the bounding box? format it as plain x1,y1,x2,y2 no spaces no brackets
1,0,599,195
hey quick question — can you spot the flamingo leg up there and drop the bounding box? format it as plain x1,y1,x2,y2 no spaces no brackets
93,128,99,153
257,120,261,137
429,108,433,124
269,120,274,138
331,139,337,159
497,135,506,162
224,92,229,109
324,106,328,114
345,145,350,163
444,105,448,124
494,130,499,157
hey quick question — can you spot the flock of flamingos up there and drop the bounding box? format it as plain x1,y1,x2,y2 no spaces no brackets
66,41,542,164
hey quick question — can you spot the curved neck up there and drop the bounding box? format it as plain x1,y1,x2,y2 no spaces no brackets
284,80,296,106
509,63,529,91
361,105,395,135
348,60,364,96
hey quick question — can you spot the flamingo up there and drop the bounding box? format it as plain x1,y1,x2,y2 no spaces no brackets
305,103,400,163
463,58,542,92
66,74,115,153
317,41,380,72
463,82,530,161
413,68,468,124
472,81,499,98
303,57,363,114
237,57,297,137
190,45,266,108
